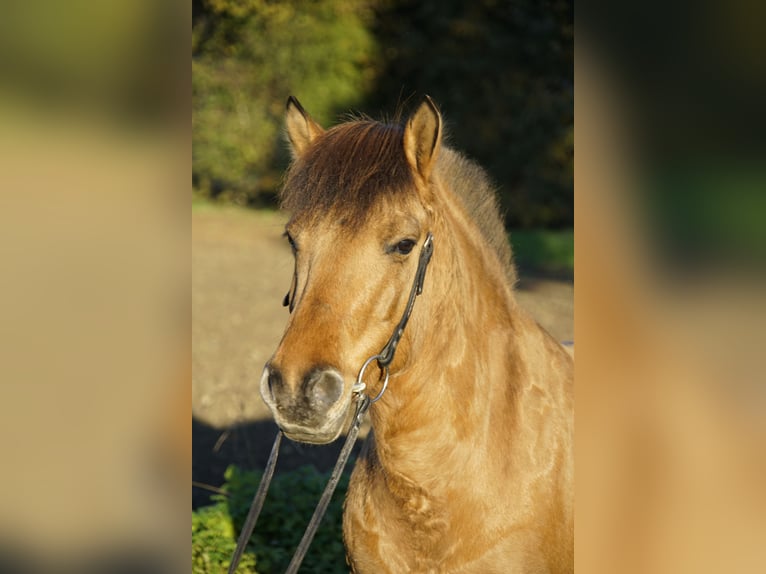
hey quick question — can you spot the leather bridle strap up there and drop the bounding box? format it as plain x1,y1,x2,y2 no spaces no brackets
377,232,434,367
352,232,435,402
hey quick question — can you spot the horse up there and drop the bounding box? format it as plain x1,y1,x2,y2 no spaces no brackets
258,96,573,573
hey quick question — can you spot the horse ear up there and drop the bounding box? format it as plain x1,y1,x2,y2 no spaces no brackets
285,96,324,157
404,95,442,179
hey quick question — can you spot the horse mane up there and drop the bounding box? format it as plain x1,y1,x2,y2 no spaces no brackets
435,147,516,285
281,118,516,285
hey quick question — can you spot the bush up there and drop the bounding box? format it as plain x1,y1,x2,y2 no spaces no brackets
192,465,351,574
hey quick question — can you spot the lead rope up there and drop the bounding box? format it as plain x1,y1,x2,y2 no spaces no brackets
227,430,282,574
227,397,369,574
284,394,370,574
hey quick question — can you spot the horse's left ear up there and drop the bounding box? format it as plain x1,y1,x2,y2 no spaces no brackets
404,95,442,180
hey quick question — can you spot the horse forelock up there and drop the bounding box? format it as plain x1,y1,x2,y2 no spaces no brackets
279,115,516,284
280,120,416,227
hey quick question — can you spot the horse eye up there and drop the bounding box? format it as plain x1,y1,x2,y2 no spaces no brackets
393,239,416,255
285,232,298,253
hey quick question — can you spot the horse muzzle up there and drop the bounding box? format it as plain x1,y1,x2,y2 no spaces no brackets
259,364,351,444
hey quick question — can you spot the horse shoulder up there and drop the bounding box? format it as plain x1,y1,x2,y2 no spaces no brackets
344,432,453,573
344,435,403,573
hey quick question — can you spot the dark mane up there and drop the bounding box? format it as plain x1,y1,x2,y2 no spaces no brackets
281,121,414,226
436,148,516,284
281,118,515,284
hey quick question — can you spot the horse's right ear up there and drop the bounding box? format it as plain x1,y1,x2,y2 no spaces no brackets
285,96,324,158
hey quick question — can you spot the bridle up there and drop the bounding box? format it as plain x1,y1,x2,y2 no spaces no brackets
227,232,434,574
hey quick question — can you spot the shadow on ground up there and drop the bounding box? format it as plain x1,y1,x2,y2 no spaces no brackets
192,416,365,510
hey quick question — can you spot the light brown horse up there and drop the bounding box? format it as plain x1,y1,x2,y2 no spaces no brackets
259,96,573,573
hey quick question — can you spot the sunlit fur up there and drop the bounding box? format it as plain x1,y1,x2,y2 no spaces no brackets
267,98,573,573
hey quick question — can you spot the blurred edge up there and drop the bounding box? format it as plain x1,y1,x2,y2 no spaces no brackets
576,1,766,571
0,0,189,572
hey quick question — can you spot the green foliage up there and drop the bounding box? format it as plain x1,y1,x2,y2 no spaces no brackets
193,502,258,573
192,0,377,204
646,165,766,269
511,228,574,276
192,465,351,574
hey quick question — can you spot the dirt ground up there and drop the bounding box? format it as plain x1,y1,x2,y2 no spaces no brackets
192,207,573,508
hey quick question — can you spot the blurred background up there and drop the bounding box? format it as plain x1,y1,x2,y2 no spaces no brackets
0,1,188,572
576,2,766,572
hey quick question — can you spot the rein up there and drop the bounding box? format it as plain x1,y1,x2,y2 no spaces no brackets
227,232,434,574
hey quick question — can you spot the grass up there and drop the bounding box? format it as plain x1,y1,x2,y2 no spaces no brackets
510,228,574,277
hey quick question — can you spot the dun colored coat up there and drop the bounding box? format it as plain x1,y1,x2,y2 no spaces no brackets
259,96,573,573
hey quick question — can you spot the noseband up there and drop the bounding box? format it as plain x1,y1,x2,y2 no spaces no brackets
228,232,434,574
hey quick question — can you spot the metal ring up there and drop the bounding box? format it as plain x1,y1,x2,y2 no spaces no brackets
354,354,390,403
369,367,389,403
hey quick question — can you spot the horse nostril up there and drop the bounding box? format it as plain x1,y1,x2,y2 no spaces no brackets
305,369,344,409
265,367,283,401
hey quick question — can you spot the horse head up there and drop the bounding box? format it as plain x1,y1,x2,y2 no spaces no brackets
259,96,442,444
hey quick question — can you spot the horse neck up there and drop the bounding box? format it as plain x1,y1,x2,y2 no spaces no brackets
367,186,525,489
